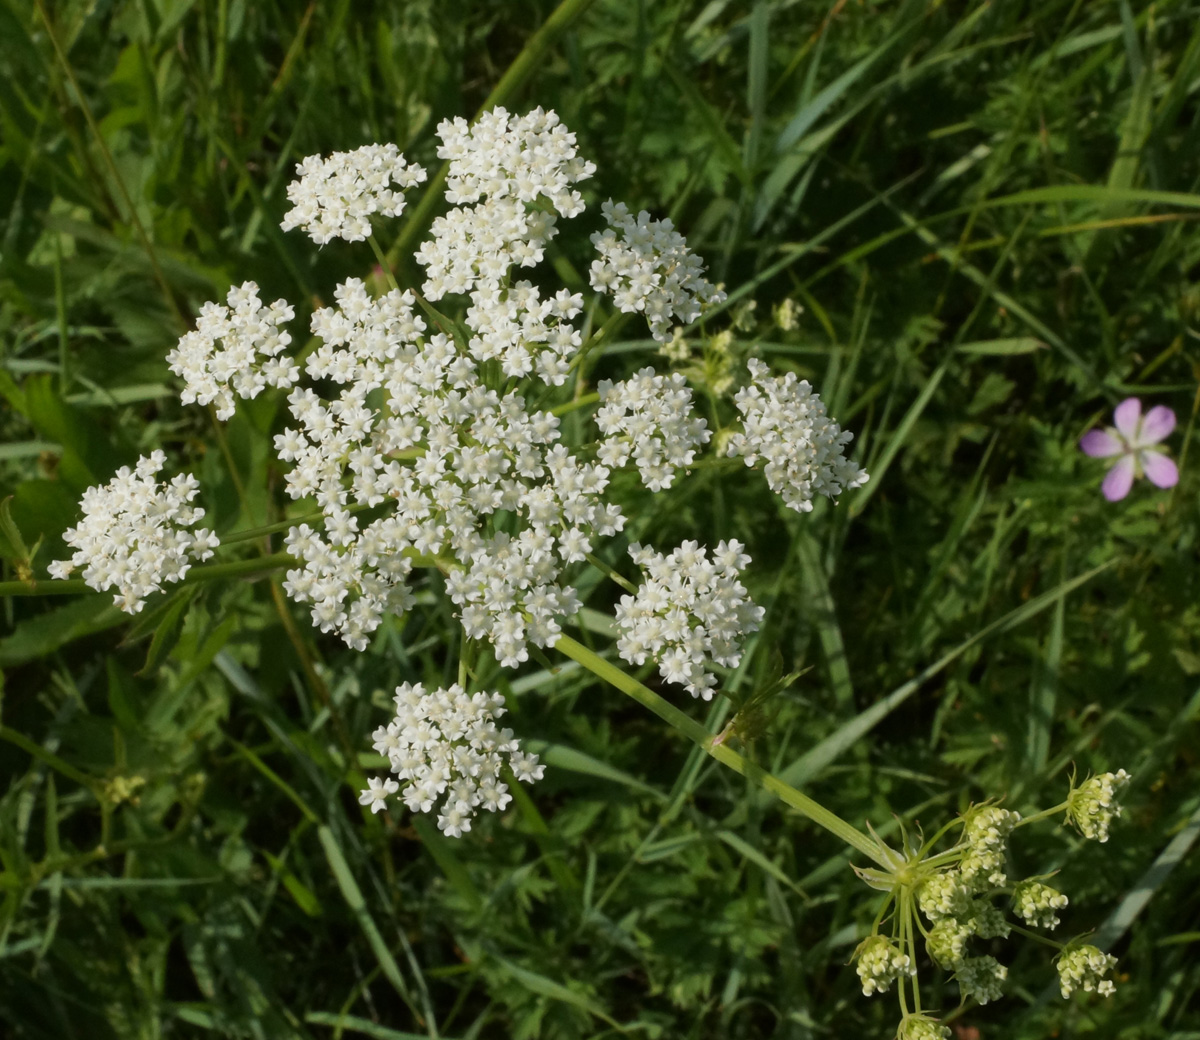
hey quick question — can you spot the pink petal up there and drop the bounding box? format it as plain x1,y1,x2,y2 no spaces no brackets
1080,429,1123,458
1137,405,1176,446
1113,397,1142,439
1140,450,1179,489
1101,454,1136,501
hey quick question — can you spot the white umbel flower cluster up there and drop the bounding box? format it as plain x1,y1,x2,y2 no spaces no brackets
417,106,595,300
960,806,1021,888
1012,881,1069,930
465,281,584,385
853,935,915,997
273,275,624,662
359,682,544,836
615,540,764,699
727,358,868,512
281,143,427,244
1067,769,1131,842
47,451,218,613
595,367,711,491
166,282,298,420
589,200,726,343
1057,944,1118,998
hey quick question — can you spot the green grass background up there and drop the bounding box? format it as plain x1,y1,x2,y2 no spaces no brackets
2,0,1200,1037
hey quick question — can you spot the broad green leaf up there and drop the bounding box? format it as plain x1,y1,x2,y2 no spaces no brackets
0,597,123,667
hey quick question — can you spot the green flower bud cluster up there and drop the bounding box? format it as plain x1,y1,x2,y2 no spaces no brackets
1013,880,1069,929
851,772,1129,1037
897,1014,951,1040
956,955,1007,1005
1066,769,1131,843
926,919,972,969
959,806,1021,887
916,873,971,921
1057,944,1118,998
853,935,915,996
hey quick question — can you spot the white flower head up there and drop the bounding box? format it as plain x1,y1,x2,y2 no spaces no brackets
417,106,595,300
358,776,399,814
48,452,219,613
362,683,541,836
595,367,711,491
167,282,298,420
271,267,624,663
615,539,764,699
589,200,725,343
727,358,868,512
281,143,427,245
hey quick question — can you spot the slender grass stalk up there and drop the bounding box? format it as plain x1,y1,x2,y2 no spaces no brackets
34,0,185,329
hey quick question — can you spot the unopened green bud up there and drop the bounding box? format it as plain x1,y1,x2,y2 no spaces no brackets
960,806,1020,888
897,1013,951,1040
956,955,1007,1005
927,920,971,970
917,871,971,922
1066,770,1131,843
1013,880,1068,929
853,935,915,997
1058,944,1118,999
967,901,1011,940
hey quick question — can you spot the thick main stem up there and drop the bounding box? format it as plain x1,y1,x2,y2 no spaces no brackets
553,634,887,866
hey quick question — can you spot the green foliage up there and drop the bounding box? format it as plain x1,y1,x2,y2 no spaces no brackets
2,0,1200,1038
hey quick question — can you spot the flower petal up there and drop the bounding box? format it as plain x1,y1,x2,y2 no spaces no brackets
1101,454,1136,501
1140,450,1179,489
1137,405,1176,446
1113,397,1142,440
1080,429,1122,458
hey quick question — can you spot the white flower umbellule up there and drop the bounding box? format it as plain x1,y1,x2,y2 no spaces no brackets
48,451,219,613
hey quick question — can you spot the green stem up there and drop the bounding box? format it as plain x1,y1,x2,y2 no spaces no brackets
585,552,636,594
0,726,99,791
220,504,371,546
570,310,627,378
920,845,967,871
917,817,965,859
551,391,600,417
368,235,402,293
1016,801,1070,828
0,553,298,599
871,889,897,933
903,888,922,1014
1009,922,1066,950
553,633,886,866
3,548,445,599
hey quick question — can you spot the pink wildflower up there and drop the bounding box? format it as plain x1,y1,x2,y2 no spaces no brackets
1080,397,1178,502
